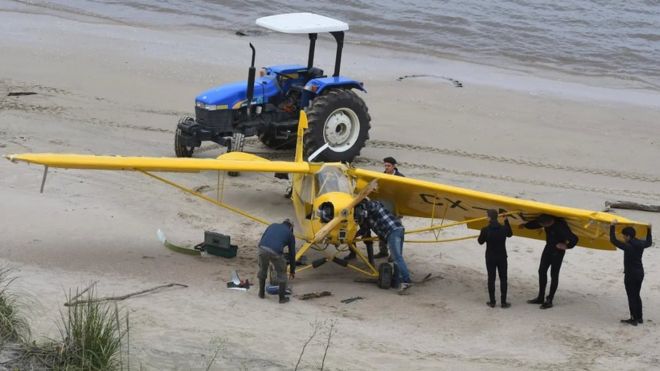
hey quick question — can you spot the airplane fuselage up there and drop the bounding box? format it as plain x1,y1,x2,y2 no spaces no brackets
291,163,359,246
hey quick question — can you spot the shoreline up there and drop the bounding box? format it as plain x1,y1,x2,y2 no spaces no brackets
2,5,660,108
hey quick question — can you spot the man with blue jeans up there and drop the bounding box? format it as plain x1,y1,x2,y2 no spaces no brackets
363,199,411,291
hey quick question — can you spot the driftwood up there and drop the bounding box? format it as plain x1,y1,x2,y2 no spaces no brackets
67,280,99,303
297,291,332,300
604,201,660,213
64,283,188,306
396,74,463,87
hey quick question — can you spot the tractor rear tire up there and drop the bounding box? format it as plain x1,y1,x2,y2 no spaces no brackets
174,116,196,158
258,132,296,150
305,89,370,163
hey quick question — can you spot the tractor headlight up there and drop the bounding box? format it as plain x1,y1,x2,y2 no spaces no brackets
304,83,319,93
195,102,227,111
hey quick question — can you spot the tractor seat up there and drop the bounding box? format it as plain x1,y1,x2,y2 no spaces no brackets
306,67,324,79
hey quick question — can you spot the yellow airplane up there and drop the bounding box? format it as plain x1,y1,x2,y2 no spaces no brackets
5,111,649,288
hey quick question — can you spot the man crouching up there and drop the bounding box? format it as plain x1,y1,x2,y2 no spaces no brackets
257,219,296,303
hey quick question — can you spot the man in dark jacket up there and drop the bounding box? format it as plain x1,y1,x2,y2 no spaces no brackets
383,156,405,177
257,219,296,304
478,209,513,308
610,220,653,326
522,214,578,309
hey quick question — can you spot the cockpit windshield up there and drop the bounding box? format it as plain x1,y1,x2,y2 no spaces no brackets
316,165,352,196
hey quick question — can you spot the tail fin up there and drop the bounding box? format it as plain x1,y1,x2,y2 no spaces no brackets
294,110,308,162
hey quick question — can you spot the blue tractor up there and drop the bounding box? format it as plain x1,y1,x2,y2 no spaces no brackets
175,13,371,163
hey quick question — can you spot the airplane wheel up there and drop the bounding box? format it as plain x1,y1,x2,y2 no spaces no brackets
377,263,392,289
305,89,371,163
391,263,400,288
174,116,195,157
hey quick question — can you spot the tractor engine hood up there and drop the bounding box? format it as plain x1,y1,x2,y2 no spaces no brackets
195,77,278,110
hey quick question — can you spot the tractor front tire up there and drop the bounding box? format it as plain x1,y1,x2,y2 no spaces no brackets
174,116,196,158
305,89,371,162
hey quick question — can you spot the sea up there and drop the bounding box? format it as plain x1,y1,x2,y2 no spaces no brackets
10,0,660,90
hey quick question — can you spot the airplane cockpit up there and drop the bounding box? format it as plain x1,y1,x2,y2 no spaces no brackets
315,164,353,197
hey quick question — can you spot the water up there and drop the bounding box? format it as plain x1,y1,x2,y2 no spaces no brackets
11,0,660,89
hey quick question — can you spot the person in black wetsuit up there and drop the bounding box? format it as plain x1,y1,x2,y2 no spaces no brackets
610,220,653,326
478,209,513,308
521,214,578,309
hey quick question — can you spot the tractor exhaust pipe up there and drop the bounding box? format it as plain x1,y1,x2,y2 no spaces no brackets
246,43,256,118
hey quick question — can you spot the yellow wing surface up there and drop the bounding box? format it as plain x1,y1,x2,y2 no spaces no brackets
351,168,648,250
6,152,311,174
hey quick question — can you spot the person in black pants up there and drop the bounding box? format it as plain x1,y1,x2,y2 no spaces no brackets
342,221,375,266
522,214,578,309
478,209,513,308
610,220,653,326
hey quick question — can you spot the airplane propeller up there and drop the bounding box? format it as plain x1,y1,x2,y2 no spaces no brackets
310,179,378,244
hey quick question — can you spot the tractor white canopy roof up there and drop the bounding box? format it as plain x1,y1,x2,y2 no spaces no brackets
256,13,349,34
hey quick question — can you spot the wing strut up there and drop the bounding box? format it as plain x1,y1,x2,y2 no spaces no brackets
40,165,49,193
139,170,272,226
355,211,519,244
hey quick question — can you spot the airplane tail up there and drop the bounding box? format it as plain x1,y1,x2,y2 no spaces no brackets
294,110,308,162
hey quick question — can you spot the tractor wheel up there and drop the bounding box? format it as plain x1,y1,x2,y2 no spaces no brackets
227,132,245,177
377,263,393,289
258,131,296,150
174,116,195,157
305,89,371,162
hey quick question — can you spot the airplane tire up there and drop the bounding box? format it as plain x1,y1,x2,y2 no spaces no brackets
174,116,195,157
391,263,400,288
377,263,393,289
305,89,370,163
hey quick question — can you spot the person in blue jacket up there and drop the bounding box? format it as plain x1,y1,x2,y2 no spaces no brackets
610,220,653,326
257,219,296,304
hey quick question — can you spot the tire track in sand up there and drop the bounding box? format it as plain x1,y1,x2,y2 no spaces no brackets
354,157,660,200
368,140,660,183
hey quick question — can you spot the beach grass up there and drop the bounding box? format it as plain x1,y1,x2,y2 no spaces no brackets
50,287,128,370
0,266,31,344
0,280,129,370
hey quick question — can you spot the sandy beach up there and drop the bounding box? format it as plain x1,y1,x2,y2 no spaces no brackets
1,5,660,370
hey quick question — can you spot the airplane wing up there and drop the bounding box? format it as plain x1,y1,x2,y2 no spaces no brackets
350,168,649,250
6,152,311,174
